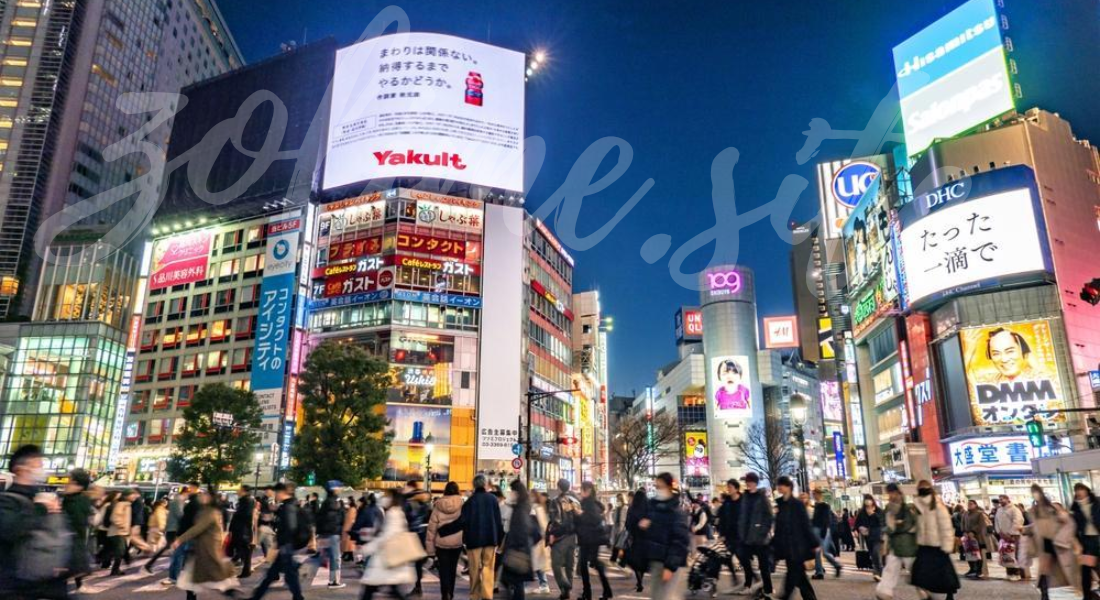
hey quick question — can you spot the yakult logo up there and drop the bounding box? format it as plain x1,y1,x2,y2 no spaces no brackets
373,150,467,170
707,270,742,294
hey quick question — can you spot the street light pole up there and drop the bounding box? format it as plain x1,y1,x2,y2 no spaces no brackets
790,394,809,493
523,388,581,486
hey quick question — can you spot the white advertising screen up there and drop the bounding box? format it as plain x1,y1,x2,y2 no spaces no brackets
949,435,1066,475
899,186,1046,307
893,0,1014,156
325,33,526,191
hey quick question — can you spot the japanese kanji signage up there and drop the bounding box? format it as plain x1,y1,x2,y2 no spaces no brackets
149,229,213,290
898,166,1051,308
415,199,483,233
396,232,480,261
325,32,525,191
326,235,383,264
253,214,301,418
948,435,1067,475
960,320,1067,427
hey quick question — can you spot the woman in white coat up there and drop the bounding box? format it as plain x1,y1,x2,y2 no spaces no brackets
910,480,961,600
361,489,420,600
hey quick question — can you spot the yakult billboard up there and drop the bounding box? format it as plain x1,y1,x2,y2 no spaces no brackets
325,33,525,191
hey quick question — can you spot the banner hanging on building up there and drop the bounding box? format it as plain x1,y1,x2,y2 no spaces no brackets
253,214,301,418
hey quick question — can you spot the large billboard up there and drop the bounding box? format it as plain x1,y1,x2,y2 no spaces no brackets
893,0,1014,156
253,214,301,418
960,320,1067,427
325,33,525,191
949,435,1066,475
149,230,213,290
820,380,844,423
815,156,888,240
898,166,1051,308
710,355,753,418
684,431,709,476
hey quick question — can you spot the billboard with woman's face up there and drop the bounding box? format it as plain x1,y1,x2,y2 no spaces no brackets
710,355,753,418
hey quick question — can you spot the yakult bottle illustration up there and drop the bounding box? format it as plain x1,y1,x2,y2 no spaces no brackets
465,71,483,106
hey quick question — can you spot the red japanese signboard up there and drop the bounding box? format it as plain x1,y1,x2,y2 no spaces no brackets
320,268,394,298
396,232,480,262
327,235,383,263
150,230,213,290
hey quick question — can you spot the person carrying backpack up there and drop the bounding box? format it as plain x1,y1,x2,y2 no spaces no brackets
547,479,579,600
0,444,72,600
247,482,306,600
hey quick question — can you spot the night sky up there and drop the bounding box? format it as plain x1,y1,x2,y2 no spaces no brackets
216,0,1100,396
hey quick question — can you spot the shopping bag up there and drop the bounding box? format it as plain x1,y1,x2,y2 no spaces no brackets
998,539,1017,568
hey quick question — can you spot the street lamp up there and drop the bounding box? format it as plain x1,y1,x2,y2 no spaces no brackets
790,394,809,493
253,451,264,489
523,388,581,486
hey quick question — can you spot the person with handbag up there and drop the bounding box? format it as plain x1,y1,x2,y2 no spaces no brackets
576,482,613,600
501,480,542,600
529,492,553,594
360,488,424,600
1071,483,1100,600
909,481,960,600
995,494,1025,581
875,483,918,600
623,489,650,592
1029,485,1079,600
855,495,885,581
426,482,465,600
962,500,991,579
172,489,240,600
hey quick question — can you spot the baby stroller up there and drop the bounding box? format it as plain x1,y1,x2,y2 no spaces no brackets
688,539,731,597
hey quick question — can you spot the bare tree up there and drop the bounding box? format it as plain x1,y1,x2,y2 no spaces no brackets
734,420,798,488
610,412,681,489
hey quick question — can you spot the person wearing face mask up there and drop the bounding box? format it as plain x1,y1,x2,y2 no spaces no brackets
909,481,960,600
875,483,917,600
1071,483,1100,600
247,482,306,600
1028,484,1078,600
638,473,691,600
961,499,991,579
0,444,69,599
855,494,885,580
772,476,819,600
575,482,613,600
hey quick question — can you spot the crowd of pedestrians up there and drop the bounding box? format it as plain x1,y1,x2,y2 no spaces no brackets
7,442,1100,600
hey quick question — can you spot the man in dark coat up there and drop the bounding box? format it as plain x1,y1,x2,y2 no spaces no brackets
716,479,744,587
737,472,773,596
810,488,842,579
773,476,819,600
248,482,305,600
0,444,68,600
461,474,504,600
638,472,692,600
228,485,257,578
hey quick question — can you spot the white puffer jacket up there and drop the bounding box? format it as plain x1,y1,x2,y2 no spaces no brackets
914,494,955,554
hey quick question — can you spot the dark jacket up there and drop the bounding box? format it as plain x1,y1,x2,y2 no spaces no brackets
855,507,884,541
275,498,301,547
576,495,607,547
624,498,649,571
503,500,541,575
811,502,834,537
546,492,578,543
179,494,202,535
717,495,741,543
773,496,819,563
131,496,147,528
315,496,345,537
229,495,255,540
405,498,430,541
461,488,504,549
63,491,94,575
641,494,691,571
737,489,773,547
0,483,39,593
1071,494,1100,544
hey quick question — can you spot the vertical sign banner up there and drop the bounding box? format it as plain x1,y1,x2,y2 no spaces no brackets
959,319,1067,427
684,431,709,475
833,432,847,480
108,315,142,470
710,355,753,418
254,214,301,418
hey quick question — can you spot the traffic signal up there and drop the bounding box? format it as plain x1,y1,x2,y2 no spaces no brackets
1081,279,1100,306
1026,418,1045,449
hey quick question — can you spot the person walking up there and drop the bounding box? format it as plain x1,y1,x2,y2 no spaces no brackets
343,496,359,562
624,489,650,593
312,481,348,589
147,498,169,551
130,488,151,556
247,483,306,600
716,479,744,589
855,495,885,580
1071,483,1100,600
690,497,713,547
352,494,385,564
530,491,553,594
461,474,505,600
548,478,580,600
961,500,991,579
994,494,1025,581
737,472,774,597
909,481,960,600
147,487,190,572
837,508,855,552
638,473,692,600
1029,484,1078,600
576,482,613,600
426,482,465,600
360,488,422,600
810,489,842,580
255,487,277,564
404,481,431,597
611,493,628,564
228,485,257,579
0,445,70,600
108,490,134,575
62,469,95,590
874,483,917,600
173,488,239,600
501,480,541,600
772,476,818,600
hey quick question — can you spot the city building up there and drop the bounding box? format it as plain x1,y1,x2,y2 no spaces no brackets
0,0,243,472
572,290,611,485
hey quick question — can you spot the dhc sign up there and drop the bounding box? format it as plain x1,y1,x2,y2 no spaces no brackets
831,161,881,209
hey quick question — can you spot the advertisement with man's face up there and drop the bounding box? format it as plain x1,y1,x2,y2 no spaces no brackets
710,356,752,418
960,320,1067,426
